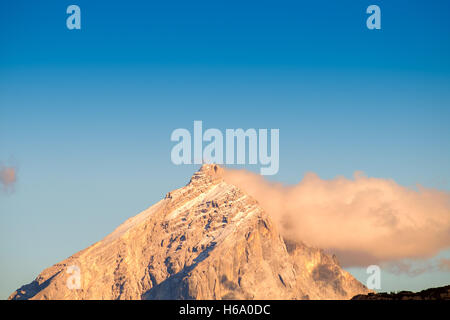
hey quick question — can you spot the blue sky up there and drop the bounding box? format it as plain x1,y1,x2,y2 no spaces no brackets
1,0,450,298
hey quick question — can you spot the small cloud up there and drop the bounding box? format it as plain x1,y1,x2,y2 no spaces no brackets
382,260,434,277
0,164,17,193
438,258,450,272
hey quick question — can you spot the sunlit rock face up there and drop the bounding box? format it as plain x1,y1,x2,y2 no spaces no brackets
9,164,369,300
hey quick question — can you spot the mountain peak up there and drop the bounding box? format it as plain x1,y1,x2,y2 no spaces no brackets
188,164,224,186
9,166,370,300
199,163,222,174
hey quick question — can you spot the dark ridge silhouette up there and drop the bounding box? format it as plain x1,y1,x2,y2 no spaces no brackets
352,285,450,300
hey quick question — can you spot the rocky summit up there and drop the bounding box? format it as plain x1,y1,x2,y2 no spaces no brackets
9,164,370,300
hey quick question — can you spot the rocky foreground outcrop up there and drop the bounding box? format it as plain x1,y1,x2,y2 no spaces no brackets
9,164,370,300
352,285,450,300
